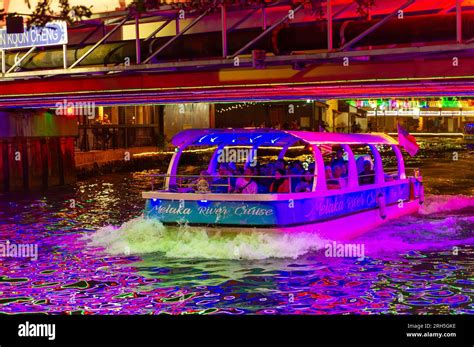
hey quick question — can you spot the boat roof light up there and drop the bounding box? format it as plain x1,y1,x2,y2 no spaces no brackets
171,128,398,149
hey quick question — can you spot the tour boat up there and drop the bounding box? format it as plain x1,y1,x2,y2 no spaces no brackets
464,123,474,143
142,128,424,240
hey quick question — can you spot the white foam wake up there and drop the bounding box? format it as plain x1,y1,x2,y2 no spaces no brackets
84,194,473,260
356,194,474,256
84,216,327,260
420,194,474,215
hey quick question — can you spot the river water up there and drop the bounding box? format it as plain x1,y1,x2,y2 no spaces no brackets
0,149,473,314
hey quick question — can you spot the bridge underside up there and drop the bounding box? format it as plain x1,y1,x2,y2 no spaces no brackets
1,0,474,107
1,54,474,107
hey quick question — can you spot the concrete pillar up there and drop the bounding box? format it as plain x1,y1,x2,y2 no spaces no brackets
62,137,77,185
8,140,24,192
325,99,339,131
209,103,216,128
0,141,8,193
0,110,78,192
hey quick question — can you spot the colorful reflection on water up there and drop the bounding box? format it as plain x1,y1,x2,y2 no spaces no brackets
0,153,473,314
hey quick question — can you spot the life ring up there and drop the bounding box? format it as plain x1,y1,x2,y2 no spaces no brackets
377,192,387,219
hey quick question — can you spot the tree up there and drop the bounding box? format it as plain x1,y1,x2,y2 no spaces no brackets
355,0,375,18
1,0,376,28
0,0,92,28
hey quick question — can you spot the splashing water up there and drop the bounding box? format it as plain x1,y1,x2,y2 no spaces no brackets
0,158,473,314
85,193,474,260
420,194,474,215
85,217,328,260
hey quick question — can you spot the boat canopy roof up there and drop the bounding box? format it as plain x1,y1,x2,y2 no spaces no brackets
171,128,398,148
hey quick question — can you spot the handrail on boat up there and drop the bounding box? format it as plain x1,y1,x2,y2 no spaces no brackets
145,168,419,193
147,173,314,193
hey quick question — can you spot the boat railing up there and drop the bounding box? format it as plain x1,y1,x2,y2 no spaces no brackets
146,168,420,193
147,173,314,193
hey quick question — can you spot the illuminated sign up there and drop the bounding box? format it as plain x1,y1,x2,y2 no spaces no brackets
420,110,441,116
398,110,418,116
461,110,474,116
441,110,461,116
0,21,68,50
349,97,474,109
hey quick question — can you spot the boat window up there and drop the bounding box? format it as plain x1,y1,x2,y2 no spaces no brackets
376,144,400,181
283,143,315,193
350,145,377,186
320,145,349,190
174,146,216,192
464,123,474,134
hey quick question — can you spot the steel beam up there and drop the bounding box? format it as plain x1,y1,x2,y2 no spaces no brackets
262,4,267,30
63,44,68,69
78,24,104,46
327,0,333,51
231,4,303,58
339,0,416,51
3,42,474,81
135,14,141,64
1,50,5,75
7,47,36,74
144,18,173,42
456,0,462,43
227,8,259,33
221,5,228,58
69,15,130,69
143,7,215,64
333,1,354,19
440,5,455,14
102,10,174,26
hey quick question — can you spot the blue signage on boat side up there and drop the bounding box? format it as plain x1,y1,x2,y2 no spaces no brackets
0,22,68,50
145,183,414,227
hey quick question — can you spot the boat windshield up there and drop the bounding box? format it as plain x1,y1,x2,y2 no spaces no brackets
156,142,315,194
464,123,474,134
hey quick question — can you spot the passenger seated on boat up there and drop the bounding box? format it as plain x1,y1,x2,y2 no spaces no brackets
331,149,346,169
356,156,368,174
226,162,238,190
332,164,347,188
233,167,258,194
211,165,230,193
359,160,376,185
257,164,272,193
325,165,341,189
295,171,313,192
289,160,304,192
193,170,211,193
341,162,349,177
291,160,304,173
274,159,286,172
270,169,290,193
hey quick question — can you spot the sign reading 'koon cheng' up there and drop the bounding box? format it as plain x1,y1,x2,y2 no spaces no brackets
0,21,68,50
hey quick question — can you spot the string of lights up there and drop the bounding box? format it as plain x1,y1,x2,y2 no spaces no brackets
216,101,312,114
